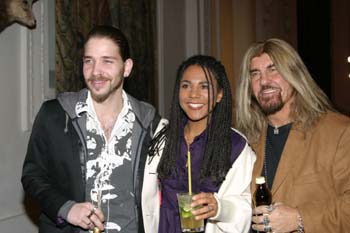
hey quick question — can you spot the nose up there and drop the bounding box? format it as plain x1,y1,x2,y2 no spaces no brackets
259,71,270,85
91,61,102,76
189,86,200,98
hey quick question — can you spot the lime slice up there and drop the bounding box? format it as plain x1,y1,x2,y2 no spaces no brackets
181,210,192,218
180,206,192,218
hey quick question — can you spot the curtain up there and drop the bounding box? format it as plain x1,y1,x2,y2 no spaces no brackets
55,0,157,104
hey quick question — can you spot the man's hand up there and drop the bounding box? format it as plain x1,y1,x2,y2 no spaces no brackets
252,202,300,232
67,202,105,231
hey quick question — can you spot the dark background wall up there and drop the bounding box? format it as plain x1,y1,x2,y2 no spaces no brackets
212,0,350,115
297,0,331,98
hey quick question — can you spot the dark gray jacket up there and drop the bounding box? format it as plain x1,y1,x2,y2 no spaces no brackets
21,89,159,233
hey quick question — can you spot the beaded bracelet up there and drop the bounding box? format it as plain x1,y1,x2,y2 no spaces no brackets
297,215,304,233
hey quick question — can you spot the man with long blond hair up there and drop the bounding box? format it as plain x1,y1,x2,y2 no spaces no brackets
236,38,350,233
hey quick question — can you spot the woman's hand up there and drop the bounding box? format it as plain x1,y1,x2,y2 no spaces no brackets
191,192,218,220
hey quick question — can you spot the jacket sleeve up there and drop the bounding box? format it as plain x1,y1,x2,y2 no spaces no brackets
298,121,350,232
206,143,256,233
21,101,73,223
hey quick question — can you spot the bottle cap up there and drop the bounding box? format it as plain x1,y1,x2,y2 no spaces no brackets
255,176,266,184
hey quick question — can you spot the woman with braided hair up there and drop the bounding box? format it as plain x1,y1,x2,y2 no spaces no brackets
141,55,256,233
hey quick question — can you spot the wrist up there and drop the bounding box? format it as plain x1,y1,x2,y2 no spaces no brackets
296,214,304,233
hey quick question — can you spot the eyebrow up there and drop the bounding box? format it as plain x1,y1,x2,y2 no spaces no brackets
180,80,210,85
83,55,118,60
101,56,118,60
249,68,259,73
267,63,275,69
249,63,275,73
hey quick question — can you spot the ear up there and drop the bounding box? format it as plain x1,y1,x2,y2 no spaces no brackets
216,89,223,103
123,58,133,77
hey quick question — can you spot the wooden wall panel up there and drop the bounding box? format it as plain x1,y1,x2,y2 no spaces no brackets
210,0,256,123
255,0,297,48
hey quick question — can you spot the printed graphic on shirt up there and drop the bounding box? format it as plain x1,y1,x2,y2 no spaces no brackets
85,103,136,232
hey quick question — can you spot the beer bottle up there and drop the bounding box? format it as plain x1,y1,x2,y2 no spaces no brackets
254,176,272,206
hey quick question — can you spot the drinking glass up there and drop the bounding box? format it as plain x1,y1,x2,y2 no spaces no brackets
177,193,204,232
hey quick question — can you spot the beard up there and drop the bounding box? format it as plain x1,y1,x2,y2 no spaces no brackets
87,75,124,103
259,95,284,115
256,86,284,116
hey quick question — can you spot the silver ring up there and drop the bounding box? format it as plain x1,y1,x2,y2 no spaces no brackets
263,214,270,226
266,205,273,213
263,225,272,232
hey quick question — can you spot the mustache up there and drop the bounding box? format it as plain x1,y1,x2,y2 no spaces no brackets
259,85,279,95
260,85,277,91
88,75,110,82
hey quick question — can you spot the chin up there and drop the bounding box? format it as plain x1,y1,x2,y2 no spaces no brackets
91,92,110,103
261,102,284,115
187,115,209,123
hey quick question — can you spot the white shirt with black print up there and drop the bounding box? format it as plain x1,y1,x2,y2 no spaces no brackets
76,91,137,232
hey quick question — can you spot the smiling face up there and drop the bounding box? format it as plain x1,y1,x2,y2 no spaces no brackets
83,37,133,103
250,53,295,117
179,65,223,127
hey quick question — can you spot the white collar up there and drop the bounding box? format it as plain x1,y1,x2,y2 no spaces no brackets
75,90,130,120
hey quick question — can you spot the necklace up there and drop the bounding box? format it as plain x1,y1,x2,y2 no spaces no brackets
264,124,276,188
263,132,270,189
269,120,292,135
263,123,293,190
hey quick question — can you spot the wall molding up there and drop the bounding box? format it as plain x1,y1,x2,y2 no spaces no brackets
20,1,55,131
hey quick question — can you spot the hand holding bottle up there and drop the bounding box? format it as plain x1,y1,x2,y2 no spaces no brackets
252,176,272,232
253,176,272,207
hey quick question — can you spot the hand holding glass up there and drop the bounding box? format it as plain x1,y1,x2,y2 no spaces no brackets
177,193,205,232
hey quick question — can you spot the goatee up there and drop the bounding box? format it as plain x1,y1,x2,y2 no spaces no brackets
258,95,284,116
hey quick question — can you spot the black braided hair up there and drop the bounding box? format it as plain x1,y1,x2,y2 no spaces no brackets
149,55,233,186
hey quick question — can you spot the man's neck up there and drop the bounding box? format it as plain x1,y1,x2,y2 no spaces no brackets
267,110,292,127
267,99,294,127
92,91,124,140
92,89,123,115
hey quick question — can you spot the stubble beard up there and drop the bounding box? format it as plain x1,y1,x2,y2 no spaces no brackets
88,76,124,103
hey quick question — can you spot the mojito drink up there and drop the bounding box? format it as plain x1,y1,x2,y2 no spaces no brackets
177,193,204,232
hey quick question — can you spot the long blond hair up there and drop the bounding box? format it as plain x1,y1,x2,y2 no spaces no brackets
235,38,333,143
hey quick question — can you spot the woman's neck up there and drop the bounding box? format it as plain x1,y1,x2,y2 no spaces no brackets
184,121,206,145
